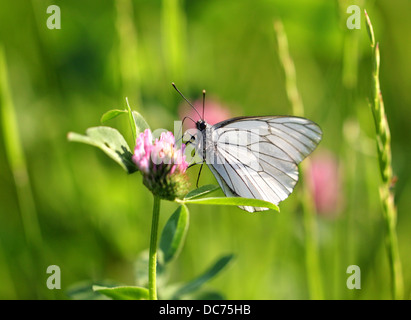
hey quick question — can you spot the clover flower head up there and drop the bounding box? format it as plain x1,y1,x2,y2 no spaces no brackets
132,129,153,174
132,129,189,200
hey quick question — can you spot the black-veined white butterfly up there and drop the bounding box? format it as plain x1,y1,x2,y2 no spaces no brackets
173,83,322,212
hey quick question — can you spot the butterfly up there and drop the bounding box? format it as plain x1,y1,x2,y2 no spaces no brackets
173,83,322,212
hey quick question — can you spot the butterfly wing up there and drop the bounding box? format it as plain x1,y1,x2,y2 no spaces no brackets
204,116,322,212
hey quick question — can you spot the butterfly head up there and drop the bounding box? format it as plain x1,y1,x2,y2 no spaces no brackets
196,119,207,131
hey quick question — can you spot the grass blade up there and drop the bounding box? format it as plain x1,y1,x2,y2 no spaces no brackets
0,45,44,298
0,46,43,250
274,19,323,299
364,9,403,300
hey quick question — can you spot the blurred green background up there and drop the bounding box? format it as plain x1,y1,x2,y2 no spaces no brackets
0,0,410,299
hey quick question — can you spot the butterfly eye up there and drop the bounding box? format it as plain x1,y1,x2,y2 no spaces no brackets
196,120,207,131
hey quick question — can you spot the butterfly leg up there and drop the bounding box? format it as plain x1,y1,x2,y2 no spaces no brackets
187,161,203,169
196,162,204,188
184,134,196,146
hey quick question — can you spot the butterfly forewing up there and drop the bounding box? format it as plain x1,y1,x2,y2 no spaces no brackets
202,116,322,212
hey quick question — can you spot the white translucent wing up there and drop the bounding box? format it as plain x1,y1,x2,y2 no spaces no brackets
205,116,322,212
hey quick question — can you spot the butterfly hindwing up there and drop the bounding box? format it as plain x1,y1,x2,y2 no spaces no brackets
203,116,322,212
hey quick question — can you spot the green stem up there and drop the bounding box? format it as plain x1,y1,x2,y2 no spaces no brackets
301,162,324,299
0,45,46,298
273,19,323,299
365,10,403,299
148,195,161,300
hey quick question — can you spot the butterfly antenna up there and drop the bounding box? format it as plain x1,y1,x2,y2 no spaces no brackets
202,89,206,120
172,82,202,120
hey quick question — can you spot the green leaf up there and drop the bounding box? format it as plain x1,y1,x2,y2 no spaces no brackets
125,100,151,141
159,205,189,263
179,197,279,212
125,98,137,141
124,98,151,141
171,254,234,299
66,280,117,300
100,104,150,143
92,285,149,300
68,126,137,174
100,109,127,123
132,111,150,135
184,185,220,200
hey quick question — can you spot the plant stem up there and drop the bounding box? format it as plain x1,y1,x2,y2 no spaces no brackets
148,195,161,300
365,10,403,300
300,168,324,300
273,20,304,117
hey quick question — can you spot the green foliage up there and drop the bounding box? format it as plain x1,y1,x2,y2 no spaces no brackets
67,126,137,174
126,99,137,142
88,186,237,300
184,184,220,199
180,197,279,212
365,10,403,300
93,285,149,300
67,106,242,299
100,100,151,140
159,205,189,263
66,281,117,300
68,103,151,175
100,109,127,123
132,111,151,135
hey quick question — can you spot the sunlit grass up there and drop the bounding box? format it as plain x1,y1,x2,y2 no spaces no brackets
274,19,324,300
0,46,44,298
365,10,403,300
